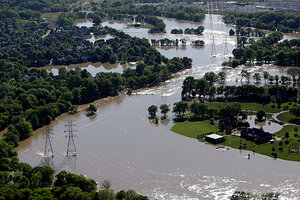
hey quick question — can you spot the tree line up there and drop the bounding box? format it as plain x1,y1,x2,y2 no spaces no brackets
150,38,204,47
181,73,298,104
171,26,204,35
224,31,300,67
135,14,166,33
223,11,300,33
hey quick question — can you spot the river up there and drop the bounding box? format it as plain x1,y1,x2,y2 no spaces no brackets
16,15,300,199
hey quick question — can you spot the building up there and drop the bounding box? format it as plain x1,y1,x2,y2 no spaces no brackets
205,134,225,144
241,127,272,144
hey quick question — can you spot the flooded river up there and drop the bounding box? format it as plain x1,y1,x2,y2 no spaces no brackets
16,15,300,199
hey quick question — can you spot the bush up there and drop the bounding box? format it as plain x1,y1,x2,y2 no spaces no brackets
285,140,289,145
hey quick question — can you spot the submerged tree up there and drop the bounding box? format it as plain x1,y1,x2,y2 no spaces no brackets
263,71,270,85
253,73,261,84
86,104,97,115
160,104,170,119
148,105,158,118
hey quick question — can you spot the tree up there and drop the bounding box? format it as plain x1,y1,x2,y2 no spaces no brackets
101,180,111,189
195,78,208,100
93,15,102,25
30,166,55,187
287,67,299,83
148,105,158,118
60,187,91,200
241,70,250,84
244,48,256,63
204,72,218,86
256,110,266,122
97,189,115,200
263,71,270,85
86,104,97,115
290,106,300,118
229,29,235,36
275,75,279,84
173,101,188,117
190,103,207,117
230,191,253,200
159,104,170,119
219,103,241,120
268,75,274,84
182,76,195,98
208,86,216,100
218,71,226,83
253,73,261,84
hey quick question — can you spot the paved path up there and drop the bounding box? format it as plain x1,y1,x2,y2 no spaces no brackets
271,110,299,127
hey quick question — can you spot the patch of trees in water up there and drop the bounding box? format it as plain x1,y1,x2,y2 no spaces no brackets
223,11,300,33
181,74,298,105
224,31,300,67
171,26,204,35
151,38,204,47
88,1,206,33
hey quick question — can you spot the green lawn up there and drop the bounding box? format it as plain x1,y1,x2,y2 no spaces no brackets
205,102,296,113
171,119,219,139
277,111,300,125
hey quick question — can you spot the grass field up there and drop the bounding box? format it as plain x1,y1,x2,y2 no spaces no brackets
277,111,300,125
171,119,219,139
205,102,297,113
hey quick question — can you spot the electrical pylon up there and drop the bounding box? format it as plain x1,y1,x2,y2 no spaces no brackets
44,126,54,157
65,120,77,157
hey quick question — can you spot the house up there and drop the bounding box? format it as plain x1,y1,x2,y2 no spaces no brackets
241,127,272,144
205,134,225,144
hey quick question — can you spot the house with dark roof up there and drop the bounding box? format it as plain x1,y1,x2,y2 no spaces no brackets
241,127,272,144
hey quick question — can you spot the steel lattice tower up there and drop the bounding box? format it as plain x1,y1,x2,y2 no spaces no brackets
44,126,54,157
65,120,77,157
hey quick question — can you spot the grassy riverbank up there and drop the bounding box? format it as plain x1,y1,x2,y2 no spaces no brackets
171,113,300,162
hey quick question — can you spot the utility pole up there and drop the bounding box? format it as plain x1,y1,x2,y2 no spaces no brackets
65,120,77,157
44,126,54,158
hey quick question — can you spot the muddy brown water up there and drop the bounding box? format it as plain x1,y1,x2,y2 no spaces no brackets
16,15,300,199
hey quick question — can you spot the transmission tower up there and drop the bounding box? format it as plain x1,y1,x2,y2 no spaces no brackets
44,126,54,157
211,34,217,57
65,120,77,157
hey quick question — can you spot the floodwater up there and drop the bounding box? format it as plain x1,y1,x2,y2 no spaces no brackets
16,15,300,199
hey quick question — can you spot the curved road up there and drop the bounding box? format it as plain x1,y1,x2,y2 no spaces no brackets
272,110,299,127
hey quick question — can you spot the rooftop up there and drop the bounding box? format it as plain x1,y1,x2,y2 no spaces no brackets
206,133,224,140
